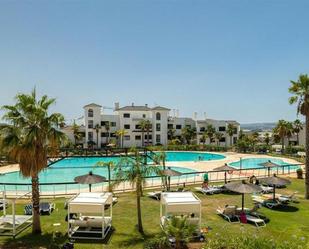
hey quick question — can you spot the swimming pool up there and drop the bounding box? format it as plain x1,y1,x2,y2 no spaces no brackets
229,157,297,169
0,151,222,191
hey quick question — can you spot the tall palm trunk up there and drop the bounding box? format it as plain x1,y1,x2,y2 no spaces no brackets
305,115,309,199
31,175,41,234
96,131,99,149
136,179,143,234
121,136,124,148
281,136,285,153
147,128,150,146
141,131,145,147
297,132,299,145
230,136,232,146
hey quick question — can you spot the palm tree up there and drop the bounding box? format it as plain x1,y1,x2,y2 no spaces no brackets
285,121,294,145
0,89,66,234
72,121,82,146
181,127,196,145
167,128,176,141
104,121,110,144
293,119,303,145
153,151,168,190
273,120,288,152
94,124,101,149
226,123,236,146
115,129,127,148
214,132,223,146
289,74,309,199
138,119,151,147
96,161,114,192
164,216,196,249
112,149,160,234
205,124,216,144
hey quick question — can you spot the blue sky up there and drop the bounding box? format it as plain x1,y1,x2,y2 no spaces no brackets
0,0,308,123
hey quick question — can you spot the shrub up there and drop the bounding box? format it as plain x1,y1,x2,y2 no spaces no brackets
202,232,308,249
144,235,169,249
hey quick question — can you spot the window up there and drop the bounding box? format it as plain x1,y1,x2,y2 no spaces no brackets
156,134,161,143
219,137,226,142
124,124,130,129
88,109,93,117
176,124,182,130
88,132,93,141
156,112,161,121
168,124,173,129
233,137,237,144
156,123,161,132
145,134,152,140
101,121,107,126
123,113,130,118
111,122,116,127
88,120,93,129
124,135,130,141
101,132,108,137
135,124,141,129
233,128,238,134
110,133,116,138
135,135,141,140
200,127,205,132
219,126,226,132
142,114,146,118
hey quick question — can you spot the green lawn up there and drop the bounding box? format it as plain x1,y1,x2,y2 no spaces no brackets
0,178,308,249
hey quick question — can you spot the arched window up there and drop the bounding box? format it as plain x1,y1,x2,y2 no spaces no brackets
156,112,161,121
88,109,93,117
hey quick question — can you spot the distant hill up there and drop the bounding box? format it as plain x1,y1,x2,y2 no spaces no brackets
240,122,276,132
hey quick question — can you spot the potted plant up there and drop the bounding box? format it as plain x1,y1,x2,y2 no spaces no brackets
296,168,303,179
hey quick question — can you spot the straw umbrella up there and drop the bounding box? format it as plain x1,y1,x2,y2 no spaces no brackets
74,171,106,192
213,163,235,184
261,174,291,200
160,168,182,191
259,160,280,177
224,180,262,211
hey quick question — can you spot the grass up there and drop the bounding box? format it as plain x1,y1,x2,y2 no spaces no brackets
0,178,308,248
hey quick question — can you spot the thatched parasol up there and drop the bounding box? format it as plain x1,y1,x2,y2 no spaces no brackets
160,168,182,191
258,160,280,176
213,163,235,183
224,180,262,210
74,171,106,192
261,174,291,200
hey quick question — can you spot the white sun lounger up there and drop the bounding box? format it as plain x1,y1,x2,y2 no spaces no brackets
216,207,240,223
260,185,273,194
246,215,266,227
147,191,161,200
195,187,221,195
252,196,280,209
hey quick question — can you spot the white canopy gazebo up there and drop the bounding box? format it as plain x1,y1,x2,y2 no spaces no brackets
67,192,113,240
160,192,202,231
0,191,32,238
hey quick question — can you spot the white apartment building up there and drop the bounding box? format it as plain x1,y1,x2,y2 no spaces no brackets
64,102,240,148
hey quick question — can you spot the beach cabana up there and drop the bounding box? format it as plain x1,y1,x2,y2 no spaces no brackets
67,192,113,240
0,191,32,238
160,192,203,240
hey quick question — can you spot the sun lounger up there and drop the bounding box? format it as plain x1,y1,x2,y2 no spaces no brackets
246,215,266,227
216,206,240,223
195,186,221,195
147,191,161,200
252,196,281,209
260,185,273,194
24,202,55,215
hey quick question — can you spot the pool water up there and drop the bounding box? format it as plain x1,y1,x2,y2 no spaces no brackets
229,158,295,169
0,152,223,190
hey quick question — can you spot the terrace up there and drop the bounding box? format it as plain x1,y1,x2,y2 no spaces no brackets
0,178,307,249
